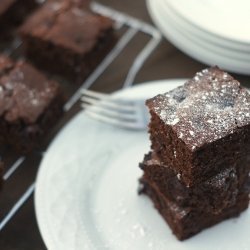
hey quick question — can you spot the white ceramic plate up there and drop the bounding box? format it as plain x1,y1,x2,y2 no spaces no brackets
163,0,250,52
166,0,250,44
147,0,250,75
162,0,250,54
35,80,250,250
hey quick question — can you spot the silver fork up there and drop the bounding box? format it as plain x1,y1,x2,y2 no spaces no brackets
81,89,149,129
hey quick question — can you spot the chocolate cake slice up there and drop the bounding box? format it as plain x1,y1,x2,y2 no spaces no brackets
19,0,115,83
146,67,250,186
140,152,250,214
140,176,249,240
0,55,64,152
139,67,250,240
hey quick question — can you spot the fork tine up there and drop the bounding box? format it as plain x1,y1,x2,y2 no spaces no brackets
81,95,136,113
81,89,147,129
81,102,137,121
81,89,109,99
84,108,142,129
82,89,136,106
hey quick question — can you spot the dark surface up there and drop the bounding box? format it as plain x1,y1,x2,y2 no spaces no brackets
140,176,249,240
147,67,250,186
19,1,116,82
0,56,64,152
0,162,3,191
0,0,37,38
1,0,250,249
140,152,250,214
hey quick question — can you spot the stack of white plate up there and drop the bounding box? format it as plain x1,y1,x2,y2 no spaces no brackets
147,0,250,75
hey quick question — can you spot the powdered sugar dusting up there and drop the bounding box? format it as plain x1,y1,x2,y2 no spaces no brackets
0,63,58,123
148,67,250,150
170,117,179,125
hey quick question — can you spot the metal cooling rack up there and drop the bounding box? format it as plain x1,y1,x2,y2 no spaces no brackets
0,0,161,239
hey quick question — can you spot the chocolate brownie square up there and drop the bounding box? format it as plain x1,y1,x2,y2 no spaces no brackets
139,152,250,214
146,67,250,186
0,55,64,152
0,0,38,38
140,177,249,240
19,1,115,82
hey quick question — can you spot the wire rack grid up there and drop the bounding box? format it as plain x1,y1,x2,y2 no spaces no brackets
0,1,162,238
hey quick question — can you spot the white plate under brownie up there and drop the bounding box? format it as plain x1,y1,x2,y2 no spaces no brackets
35,79,250,250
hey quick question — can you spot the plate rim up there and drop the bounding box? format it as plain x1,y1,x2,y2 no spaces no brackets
146,0,250,75
159,0,250,54
166,0,250,44
34,78,187,250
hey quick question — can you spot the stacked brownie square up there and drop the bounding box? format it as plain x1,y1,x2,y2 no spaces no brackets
139,67,250,240
19,0,115,83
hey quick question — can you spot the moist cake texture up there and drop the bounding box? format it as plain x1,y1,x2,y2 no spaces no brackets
140,152,250,214
147,67,250,186
140,176,249,240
